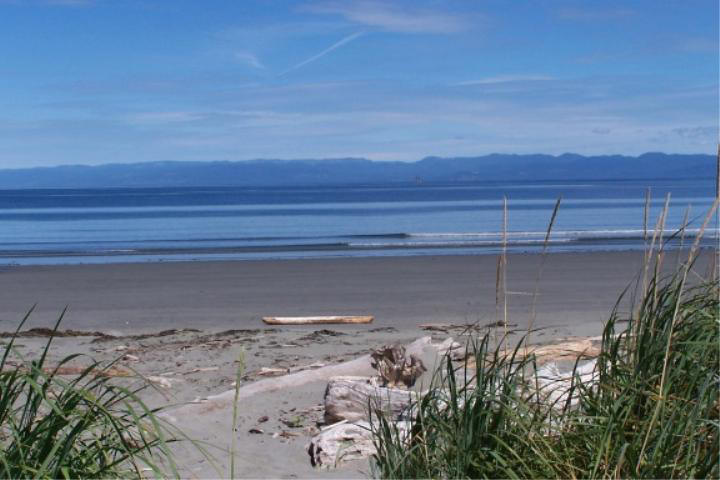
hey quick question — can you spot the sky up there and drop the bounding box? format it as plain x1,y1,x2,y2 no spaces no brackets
0,0,717,168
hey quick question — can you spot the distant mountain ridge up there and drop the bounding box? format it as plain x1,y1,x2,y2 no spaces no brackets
0,153,713,188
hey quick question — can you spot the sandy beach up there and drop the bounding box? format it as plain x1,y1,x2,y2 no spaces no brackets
0,250,712,477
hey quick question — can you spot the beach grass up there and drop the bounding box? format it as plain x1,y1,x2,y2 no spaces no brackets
0,309,182,479
370,204,719,479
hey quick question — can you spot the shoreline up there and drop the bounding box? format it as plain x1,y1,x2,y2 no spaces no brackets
1,243,715,267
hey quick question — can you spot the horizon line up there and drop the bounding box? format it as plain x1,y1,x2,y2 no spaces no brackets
0,151,714,171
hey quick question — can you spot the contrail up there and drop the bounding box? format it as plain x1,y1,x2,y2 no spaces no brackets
280,31,364,76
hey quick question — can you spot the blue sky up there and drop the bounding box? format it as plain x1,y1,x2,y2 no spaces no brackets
0,0,717,168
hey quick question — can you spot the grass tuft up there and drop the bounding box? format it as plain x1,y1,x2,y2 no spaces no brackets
0,309,182,479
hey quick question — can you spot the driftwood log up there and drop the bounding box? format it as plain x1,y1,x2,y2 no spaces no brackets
323,376,419,424
262,316,373,325
465,338,601,369
307,420,410,469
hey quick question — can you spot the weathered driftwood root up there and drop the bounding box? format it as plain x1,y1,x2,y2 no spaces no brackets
307,420,410,469
371,344,426,388
262,316,373,325
323,376,419,424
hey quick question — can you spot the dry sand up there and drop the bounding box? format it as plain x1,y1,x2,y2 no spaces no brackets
0,251,711,478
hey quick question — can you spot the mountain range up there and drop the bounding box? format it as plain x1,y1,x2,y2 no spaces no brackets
0,153,713,188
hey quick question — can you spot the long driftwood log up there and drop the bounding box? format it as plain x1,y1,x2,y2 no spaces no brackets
307,420,410,469
262,316,374,325
323,376,419,424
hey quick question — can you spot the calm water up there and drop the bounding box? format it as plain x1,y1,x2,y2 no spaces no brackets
0,179,716,265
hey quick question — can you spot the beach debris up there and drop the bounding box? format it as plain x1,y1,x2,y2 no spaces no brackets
112,345,129,352
323,376,418,424
147,376,173,389
257,415,269,423
0,328,114,339
420,322,518,333
257,367,290,376
281,416,305,428
419,323,454,332
367,327,398,333
371,344,426,388
289,362,326,373
297,329,347,342
183,366,219,375
90,328,202,344
308,420,410,468
274,430,301,440
262,316,374,325
122,354,139,362
46,365,133,377
248,428,264,434
304,425,320,436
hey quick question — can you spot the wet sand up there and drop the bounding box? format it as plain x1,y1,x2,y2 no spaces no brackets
0,250,692,336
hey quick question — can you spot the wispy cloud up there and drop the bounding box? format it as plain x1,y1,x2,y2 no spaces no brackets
303,1,468,34
45,0,92,5
671,126,717,140
557,7,634,21
280,31,363,76
453,75,554,86
125,111,203,125
0,0,94,6
234,51,265,69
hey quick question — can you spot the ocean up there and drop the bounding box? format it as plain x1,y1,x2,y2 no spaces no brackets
0,178,716,265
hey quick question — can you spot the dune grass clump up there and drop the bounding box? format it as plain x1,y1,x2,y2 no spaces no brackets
559,274,719,478
371,333,560,479
0,310,180,479
371,269,718,479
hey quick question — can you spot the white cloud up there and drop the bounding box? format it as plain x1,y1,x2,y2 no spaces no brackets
303,1,468,34
280,31,363,75
234,51,265,69
453,75,554,86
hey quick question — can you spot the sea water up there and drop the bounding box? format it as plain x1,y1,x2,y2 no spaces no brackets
0,178,715,265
